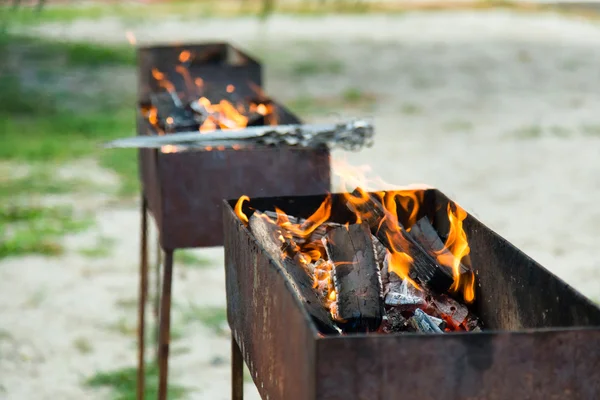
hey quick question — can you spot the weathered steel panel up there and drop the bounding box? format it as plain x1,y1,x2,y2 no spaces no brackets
224,191,600,400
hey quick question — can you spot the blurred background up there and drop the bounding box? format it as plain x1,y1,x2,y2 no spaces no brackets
1,0,600,399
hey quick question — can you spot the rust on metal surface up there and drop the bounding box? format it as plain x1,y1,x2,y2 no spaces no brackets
223,190,600,400
232,337,244,400
137,196,149,400
157,250,174,400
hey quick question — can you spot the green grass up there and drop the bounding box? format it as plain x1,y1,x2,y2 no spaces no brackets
0,166,99,198
0,31,139,196
79,236,115,258
42,40,135,68
549,126,571,138
400,103,422,115
341,87,367,104
86,363,187,400
1,33,135,67
182,304,228,336
511,124,543,139
73,336,94,354
0,0,397,26
175,250,213,268
581,125,600,137
0,205,92,259
291,59,344,77
288,88,377,116
443,119,474,133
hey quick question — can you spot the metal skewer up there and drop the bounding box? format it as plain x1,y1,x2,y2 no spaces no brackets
104,119,374,152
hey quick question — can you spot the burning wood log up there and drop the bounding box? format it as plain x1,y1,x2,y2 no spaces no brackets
262,210,341,245
323,223,384,333
408,217,469,276
345,189,469,294
248,212,339,334
372,235,388,270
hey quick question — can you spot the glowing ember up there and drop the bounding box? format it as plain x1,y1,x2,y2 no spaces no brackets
143,50,278,136
179,50,191,63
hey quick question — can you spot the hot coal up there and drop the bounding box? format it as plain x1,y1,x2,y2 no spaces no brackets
409,309,444,334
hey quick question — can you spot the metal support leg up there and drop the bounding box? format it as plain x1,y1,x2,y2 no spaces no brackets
157,250,174,400
232,336,244,400
153,237,162,359
137,195,149,400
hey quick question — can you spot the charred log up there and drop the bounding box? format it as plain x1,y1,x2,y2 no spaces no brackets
323,223,384,333
345,188,465,294
249,212,338,334
150,92,199,131
408,217,469,276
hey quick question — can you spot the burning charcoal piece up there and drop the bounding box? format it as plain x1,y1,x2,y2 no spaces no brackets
428,315,447,330
150,92,199,131
408,217,469,276
249,212,339,334
464,313,483,332
384,278,427,312
323,223,384,333
345,188,460,294
381,308,410,333
431,293,469,329
409,309,444,334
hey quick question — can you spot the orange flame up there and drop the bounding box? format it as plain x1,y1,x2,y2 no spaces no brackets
435,202,474,303
145,54,277,133
234,195,250,226
233,163,477,320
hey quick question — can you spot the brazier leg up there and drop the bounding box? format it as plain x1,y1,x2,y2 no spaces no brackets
153,236,162,360
232,336,244,400
157,250,174,400
137,195,149,400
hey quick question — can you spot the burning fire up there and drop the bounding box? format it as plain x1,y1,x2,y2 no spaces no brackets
234,195,250,226
142,49,278,154
435,202,474,303
234,184,477,320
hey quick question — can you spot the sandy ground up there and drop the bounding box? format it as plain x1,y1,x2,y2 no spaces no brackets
3,8,600,400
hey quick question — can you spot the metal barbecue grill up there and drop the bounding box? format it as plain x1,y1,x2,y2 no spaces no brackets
223,190,600,400
117,42,373,400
